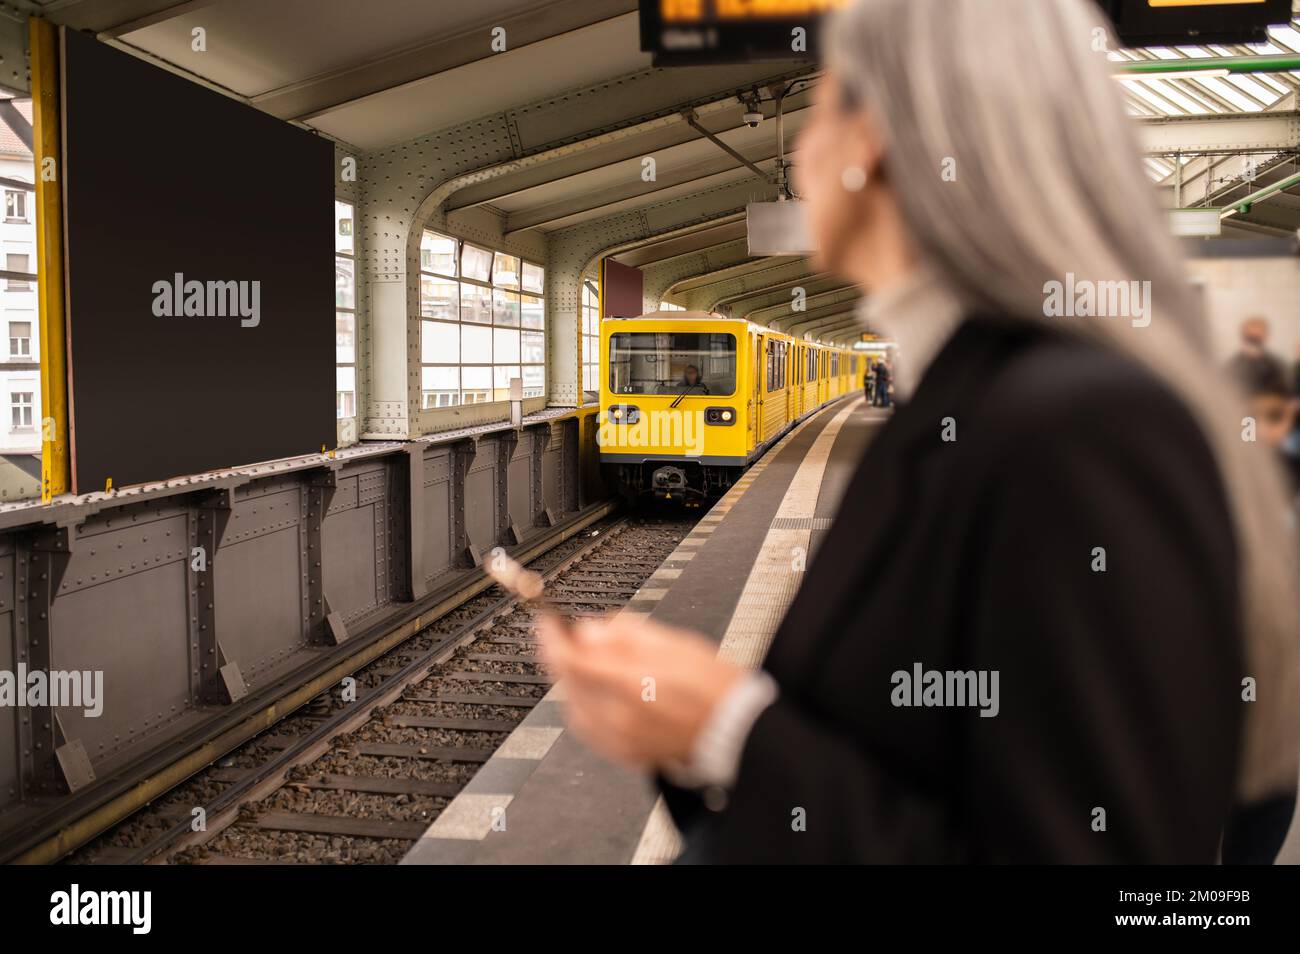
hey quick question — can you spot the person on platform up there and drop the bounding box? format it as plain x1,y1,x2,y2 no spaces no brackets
1225,317,1288,399
873,358,892,408
539,0,1300,863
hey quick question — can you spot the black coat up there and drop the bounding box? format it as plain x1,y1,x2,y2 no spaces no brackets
663,317,1243,863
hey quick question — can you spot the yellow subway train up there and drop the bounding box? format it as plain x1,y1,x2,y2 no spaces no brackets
598,310,862,500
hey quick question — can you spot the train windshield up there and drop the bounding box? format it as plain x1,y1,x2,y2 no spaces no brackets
608,332,737,397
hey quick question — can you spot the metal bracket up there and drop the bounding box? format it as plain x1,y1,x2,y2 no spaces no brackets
304,467,340,644
682,109,771,184
212,659,247,704
193,488,234,703
325,608,349,646
528,423,550,528
495,432,518,548
452,439,477,568
53,736,94,795
19,526,76,796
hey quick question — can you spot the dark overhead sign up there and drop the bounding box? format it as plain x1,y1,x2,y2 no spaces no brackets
639,0,851,65
1103,0,1293,47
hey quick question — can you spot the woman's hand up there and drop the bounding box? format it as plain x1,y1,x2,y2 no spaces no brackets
537,613,745,770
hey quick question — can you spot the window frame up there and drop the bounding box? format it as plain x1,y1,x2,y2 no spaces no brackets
8,320,31,358
6,252,31,292
10,390,33,430
335,199,357,423
607,331,739,398
419,229,546,409
582,283,600,397
4,189,27,223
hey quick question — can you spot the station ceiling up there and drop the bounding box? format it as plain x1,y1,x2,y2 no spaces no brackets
23,0,1300,344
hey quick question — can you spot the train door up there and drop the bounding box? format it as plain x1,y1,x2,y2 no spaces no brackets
792,343,802,418
753,332,765,448
786,342,796,422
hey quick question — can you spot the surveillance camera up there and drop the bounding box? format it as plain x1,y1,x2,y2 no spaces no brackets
743,111,763,128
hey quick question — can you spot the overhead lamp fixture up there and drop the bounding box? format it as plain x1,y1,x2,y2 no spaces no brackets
1169,208,1222,236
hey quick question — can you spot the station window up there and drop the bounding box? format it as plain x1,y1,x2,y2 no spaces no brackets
419,229,545,408
335,199,356,420
582,283,599,395
8,320,30,357
658,300,684,312
10,391,32,429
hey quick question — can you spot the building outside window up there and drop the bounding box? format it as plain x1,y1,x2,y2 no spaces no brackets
582,282,599,396
10,391,31,429
6,253,29,291
335,199,356,420
419,229,545,408
8,320,30,357
658,300,685,312
4,190,25,222
0,100,41,492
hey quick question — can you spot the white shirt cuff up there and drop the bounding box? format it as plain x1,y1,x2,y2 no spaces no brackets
664,670,779,791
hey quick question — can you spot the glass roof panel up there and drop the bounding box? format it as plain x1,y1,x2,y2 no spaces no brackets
1225,73,1280,104
1195,75,1266,111
1267,26,1300,52
1121,78,1186,115
1144,77,1211,113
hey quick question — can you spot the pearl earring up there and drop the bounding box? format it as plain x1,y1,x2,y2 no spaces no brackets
841,166,868,192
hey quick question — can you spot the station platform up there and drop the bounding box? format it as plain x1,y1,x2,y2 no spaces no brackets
402,396,885,865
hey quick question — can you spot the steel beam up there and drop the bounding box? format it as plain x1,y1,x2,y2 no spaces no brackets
744,283,859,323
504,151,783,235
1139,111,1300,156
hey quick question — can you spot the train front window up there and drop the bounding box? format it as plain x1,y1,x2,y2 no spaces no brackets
608,332,737,397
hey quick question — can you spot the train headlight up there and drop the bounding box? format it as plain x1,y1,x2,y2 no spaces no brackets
607,405,639,424
705,407,737,426
721,409,733,422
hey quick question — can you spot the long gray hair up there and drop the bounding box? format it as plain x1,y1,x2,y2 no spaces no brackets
827,0,1299,800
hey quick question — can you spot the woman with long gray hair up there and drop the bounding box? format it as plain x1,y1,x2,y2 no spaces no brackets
539,0,1300,863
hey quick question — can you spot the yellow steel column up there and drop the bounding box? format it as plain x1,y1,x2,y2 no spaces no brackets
31,17,70,502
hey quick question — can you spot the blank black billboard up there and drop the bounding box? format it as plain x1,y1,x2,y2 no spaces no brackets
60,28,335,493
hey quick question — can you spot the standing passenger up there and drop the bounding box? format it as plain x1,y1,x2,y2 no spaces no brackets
539,0,1299,863
874,359,892,408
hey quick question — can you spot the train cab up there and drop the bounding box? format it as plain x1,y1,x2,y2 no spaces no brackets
599,311,856,501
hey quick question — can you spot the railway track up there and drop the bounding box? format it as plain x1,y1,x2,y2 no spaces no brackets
67,510,694,865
